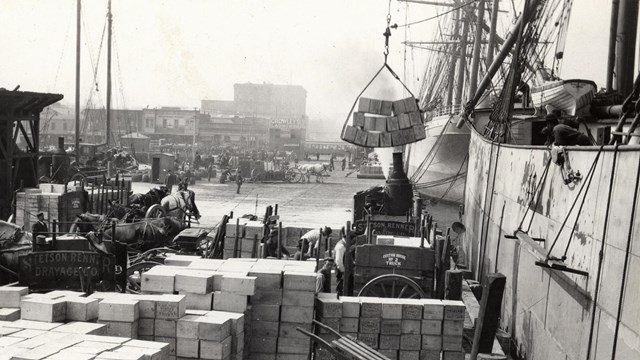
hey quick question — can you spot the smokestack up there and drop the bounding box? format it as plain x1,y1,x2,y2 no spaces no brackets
384,152,413,216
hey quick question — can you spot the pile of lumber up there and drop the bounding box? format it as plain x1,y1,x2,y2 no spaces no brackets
342,97,426,147
315,296,466,360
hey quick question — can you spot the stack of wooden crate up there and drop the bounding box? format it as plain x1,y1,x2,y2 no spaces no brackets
0,319,171,360
342,97,427,147
315,297,467,360
223,219,264,258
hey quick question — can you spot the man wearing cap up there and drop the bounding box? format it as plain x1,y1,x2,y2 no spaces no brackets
32,213,49,242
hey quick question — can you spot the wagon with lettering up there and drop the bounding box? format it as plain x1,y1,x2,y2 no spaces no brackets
347,216,436,299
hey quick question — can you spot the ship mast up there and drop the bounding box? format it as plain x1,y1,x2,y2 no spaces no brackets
454,11,471,106
75,0,81,160
468,0,486,97
106,0,113,146
446,9,461,108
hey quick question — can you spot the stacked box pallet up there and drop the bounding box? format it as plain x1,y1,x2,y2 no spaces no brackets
0,286,28,321
0,318,171,360
314,297,466,360
176,310,245,360
88,292,187,357
223,219,263,259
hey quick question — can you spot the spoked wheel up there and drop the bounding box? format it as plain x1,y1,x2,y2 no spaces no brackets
358,274,426,299
251,168,265,182
284,169,297,183
126,261,162,292
145,204,166,218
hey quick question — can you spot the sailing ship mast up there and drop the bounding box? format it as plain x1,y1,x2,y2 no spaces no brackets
75,0,81,160
106,0,113,146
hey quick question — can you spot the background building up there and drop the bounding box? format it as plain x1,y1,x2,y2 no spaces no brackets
202,83,308,153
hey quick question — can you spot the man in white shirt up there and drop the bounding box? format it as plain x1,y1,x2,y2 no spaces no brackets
301,227,332,258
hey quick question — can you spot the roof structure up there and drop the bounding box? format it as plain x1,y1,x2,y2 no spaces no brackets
0,90,64,118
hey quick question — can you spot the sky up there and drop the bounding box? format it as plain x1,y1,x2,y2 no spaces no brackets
0,0,613,128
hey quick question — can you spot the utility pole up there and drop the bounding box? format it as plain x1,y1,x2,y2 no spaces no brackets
192,108,197,164
106,0,113,146
75,0,81,160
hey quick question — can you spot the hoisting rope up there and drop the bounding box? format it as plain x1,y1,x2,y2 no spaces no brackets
340,1,417,139
544,145,604,263
516,157,552,234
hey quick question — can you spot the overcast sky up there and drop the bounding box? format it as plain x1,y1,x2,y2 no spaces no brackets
1,0,612,125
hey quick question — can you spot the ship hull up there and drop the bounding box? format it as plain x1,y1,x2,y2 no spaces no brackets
462,125,640,359
378,114,470,204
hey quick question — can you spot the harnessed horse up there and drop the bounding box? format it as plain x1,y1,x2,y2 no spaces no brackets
300,163,331,183
160,190,200,224
0,221,32,281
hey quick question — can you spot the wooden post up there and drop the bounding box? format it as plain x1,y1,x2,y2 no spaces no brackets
316,228,322,271
444,269,463,300
434,237,444,298
344,221,353,296
233,218,240,258
252,234,258,258
420,215,426,248
52,220,57,248
90,187,94,212
274,204,278,215
471,273,507,359
277,221,282,259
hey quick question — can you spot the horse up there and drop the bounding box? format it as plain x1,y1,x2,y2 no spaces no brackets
107,200,146,223
299,163,330,183
74,214,184,250
129,186,170,209
0,221,32,282
160,190,200,224
72,213,114,235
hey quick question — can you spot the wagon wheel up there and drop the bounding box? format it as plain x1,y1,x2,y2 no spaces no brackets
358,274,426,299
145,204,166,218
284,168,297,183
126,261,162,292
293,169,305,183
251,168,265,182
70,172,88,184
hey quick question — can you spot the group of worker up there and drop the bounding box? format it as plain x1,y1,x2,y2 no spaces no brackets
262,225,350,295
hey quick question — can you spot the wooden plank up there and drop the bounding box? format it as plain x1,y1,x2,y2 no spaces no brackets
444,270,463,300
471,273,506,357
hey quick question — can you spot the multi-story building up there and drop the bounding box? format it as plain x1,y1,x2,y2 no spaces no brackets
233,83,306,119
201,83,308,153
142,107,210,143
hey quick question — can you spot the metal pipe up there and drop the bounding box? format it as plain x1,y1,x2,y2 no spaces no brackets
615,0,639,98
469,0,486,97
606,0,620,91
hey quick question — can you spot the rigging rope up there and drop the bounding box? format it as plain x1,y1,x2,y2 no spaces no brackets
544,146,603,262
395,0,478,28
